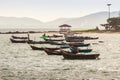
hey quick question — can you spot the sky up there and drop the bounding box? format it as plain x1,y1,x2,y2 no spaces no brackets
0,0,120,22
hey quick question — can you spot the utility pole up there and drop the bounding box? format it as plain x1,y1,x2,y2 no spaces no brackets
119,10,120,18
107,4,111,19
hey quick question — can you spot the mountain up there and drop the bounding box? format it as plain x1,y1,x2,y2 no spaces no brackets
44,11,119,30
0,17,43,28
0,11,119,30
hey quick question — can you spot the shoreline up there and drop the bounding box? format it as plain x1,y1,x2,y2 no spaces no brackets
0,29,120,34
0,31,59,34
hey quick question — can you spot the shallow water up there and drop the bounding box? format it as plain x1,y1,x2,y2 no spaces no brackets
0,33,120,80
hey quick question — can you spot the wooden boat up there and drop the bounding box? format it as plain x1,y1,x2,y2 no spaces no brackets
30,45,44,50
78,49,92,53
44,38,64,41
27,40,50,44
69,43,90,47
49,41,67,45
53,34,63,37
66,39,84,42
66,36,98,40
49,41,84,45
12,35,28,39
85,37,98,40
46,34,63,38
60,43,90,49
61,51,100,59
10,38,29,43
44,48,62,55
69,46,92,53
30,45,60,51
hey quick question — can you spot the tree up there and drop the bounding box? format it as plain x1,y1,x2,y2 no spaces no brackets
107,17,120,30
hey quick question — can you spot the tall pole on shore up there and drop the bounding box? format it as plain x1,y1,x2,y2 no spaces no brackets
107,4,111,19
119,10,120,18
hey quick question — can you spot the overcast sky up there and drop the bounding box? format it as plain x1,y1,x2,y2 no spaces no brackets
0,0,119,22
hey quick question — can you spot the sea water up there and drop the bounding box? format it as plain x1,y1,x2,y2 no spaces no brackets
0,33,120,80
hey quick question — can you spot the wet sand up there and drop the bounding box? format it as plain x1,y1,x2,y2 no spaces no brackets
0,33,120,80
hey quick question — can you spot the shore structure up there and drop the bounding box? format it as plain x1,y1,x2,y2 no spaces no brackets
59,24,71,34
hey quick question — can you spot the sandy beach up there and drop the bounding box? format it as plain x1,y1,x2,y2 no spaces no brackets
0,33,120,80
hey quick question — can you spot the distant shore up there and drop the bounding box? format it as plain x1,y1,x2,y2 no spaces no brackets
72,29,120,34
0,29,120,34
0,31,59,34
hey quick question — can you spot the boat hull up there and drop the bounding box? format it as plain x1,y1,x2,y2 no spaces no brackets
12,35,28,39
27,41,49,44
10,38,28,43
30,45,60,51
44,48,62,55
62,51,100,59
79,49,92,53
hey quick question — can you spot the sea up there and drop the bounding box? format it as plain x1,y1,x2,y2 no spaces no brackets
0,30,120,80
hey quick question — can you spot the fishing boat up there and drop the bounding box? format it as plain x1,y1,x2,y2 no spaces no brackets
60,43,90,49
49,41,67,45
69,43,90,47
44,38,64,41
69,46,92,53
27,40,50,44
78,49,92,53
46,34,63,38
61,51,100,59
66,36,98,40
30,45,60,50
66,39,84,42
10,38,29,43
12,35,28,39
44,48,62,55
49,41,84,45
53,34,63,37
30,45,44,50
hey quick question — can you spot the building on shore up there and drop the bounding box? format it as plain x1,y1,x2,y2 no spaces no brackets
59,24,72,34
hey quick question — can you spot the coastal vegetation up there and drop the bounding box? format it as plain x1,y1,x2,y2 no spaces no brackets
72,29,120,33
72,29,98,33
72,17,120,33
101,17,120,30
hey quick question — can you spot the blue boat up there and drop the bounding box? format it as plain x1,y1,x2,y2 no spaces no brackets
60,43,90,49
69,43,90,47
70,47,92,53
66,36,98,40
78,49,92,53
